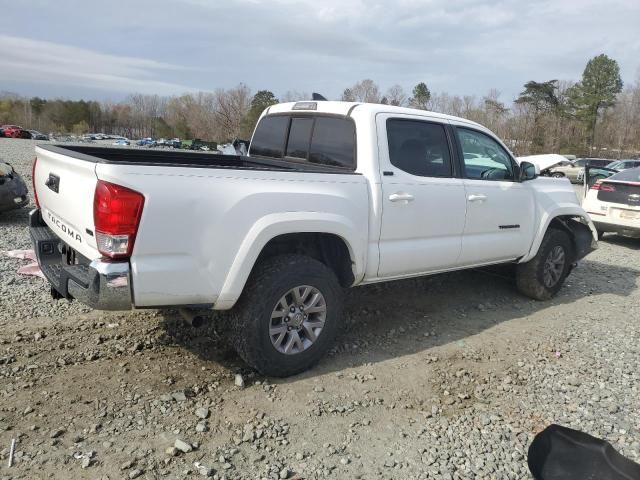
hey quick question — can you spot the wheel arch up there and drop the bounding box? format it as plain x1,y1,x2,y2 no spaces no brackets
214,212,364,309
521,208,597,263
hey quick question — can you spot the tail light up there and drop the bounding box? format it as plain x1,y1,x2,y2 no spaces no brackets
590,182,615,192
32,157,40,208
93,180,145,258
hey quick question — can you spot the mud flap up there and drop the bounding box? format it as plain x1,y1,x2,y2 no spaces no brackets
566,219,597,261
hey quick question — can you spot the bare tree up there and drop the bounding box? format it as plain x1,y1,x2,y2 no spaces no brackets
281,90,311,102
385,85,407,107
212,83,252,140
345,79,381,103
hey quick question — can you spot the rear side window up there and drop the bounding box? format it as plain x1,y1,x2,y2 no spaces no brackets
249,116,289,158
250,115,356,169
386,119,452,177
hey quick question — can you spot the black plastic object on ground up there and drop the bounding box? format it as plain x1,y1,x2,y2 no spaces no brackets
528,424,640,480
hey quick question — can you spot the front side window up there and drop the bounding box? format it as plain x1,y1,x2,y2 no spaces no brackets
386,119,452,177
458,128,514,181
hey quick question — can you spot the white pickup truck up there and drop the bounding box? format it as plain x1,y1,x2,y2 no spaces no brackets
30,101,597,376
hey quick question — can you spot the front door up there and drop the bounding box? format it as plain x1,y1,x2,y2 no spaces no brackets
453,125,535,265
377,115,467,278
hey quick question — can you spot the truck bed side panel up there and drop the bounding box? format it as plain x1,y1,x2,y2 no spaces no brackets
95,163,369,308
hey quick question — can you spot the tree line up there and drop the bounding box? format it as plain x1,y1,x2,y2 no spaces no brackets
1,54,638,157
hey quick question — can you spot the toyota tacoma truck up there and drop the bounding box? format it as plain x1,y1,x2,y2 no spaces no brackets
30,101,597,377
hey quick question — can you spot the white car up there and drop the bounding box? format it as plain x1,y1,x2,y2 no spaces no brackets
582,167,640,239
30,100,597,376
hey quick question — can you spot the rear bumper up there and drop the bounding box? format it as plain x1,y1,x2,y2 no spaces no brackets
29,209,133,310
593,220,640,237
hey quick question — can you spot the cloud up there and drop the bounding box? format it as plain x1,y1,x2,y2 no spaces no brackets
0,35,200,95
0,0,638,101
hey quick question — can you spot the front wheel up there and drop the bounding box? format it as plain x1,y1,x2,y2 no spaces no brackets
230,254,343,377
516,229,573,300
551,172,564,178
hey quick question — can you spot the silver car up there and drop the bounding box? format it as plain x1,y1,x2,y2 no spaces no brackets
550,158,611,183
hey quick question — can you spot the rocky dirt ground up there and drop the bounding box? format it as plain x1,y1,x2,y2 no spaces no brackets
1,138,639,479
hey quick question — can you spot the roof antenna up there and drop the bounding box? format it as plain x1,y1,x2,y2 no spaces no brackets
312,93,328,101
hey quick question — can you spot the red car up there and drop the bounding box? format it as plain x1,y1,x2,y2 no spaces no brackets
1,125,31,138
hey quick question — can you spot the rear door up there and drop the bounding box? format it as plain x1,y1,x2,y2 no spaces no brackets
376,115,467,277
34,147,101,260
453,125,536,265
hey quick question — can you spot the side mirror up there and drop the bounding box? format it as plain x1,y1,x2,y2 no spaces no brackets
519,161,539,181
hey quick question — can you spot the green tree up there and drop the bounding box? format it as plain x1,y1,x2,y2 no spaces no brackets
515,80,559,113
515,80,559,151
241,90,278,138
569,54,623,148
410,82,431,110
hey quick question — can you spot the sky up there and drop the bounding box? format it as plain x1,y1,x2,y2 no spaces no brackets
1,0,639,104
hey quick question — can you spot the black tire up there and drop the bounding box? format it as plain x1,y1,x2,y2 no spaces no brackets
516,229,573,300
551,172,564,178
597,229,605,240
230,254,343,377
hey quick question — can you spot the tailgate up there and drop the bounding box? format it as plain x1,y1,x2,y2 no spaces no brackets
34,146,101,260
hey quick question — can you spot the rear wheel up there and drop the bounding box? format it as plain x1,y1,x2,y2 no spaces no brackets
516,229,573,300
551,172,564,178
230,254,343,377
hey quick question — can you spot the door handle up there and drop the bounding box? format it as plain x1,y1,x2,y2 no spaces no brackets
467,194,488,202
389,192,414,203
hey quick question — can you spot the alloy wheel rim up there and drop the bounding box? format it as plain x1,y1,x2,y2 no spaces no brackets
269,285,326,355
543,245,566,288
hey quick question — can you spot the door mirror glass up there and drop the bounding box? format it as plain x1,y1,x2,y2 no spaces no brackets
519,161,538,181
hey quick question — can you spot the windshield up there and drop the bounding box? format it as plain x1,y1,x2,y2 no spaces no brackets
575,159,588,167
606,161,622,169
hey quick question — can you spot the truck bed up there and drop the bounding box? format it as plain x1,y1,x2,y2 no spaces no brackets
40,145,356,174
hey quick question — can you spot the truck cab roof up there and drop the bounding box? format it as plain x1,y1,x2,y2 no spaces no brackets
267,101,484,129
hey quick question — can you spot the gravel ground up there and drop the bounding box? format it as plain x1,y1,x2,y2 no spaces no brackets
1,138,639,479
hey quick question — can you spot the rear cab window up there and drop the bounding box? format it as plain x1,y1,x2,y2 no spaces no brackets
249,114,356,170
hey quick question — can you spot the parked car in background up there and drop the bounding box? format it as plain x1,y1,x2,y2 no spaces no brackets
1,125,31,139
583,167,640,239
136,138,157,147
549,158,610,183
576,159,640,183
112,139,130,146
30,101,597,376
0,161,29,213
605,159,640,171
28,130,50,140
